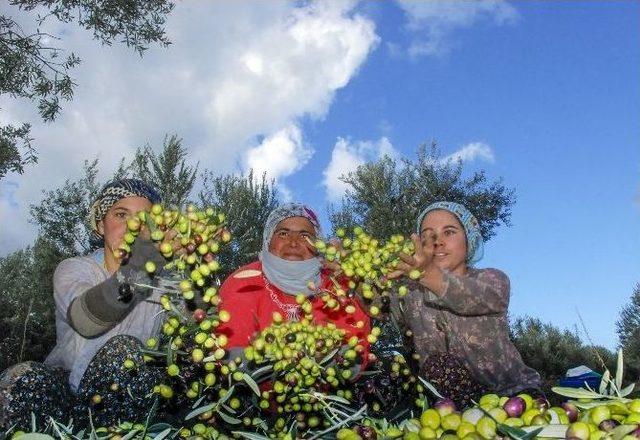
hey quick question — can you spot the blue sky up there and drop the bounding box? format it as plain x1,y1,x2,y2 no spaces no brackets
1,1,638,349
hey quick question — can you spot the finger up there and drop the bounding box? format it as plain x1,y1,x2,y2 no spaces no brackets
328,238,344,252
411,233,425,256
395,260,412,274
322,260,343,274
398,252,416,266
138,224,151,240
387,269,405,280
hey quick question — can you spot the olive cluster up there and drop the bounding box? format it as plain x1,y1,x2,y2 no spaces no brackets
120,203,231,299
239,307,372,436
116,204,241,431
314,226,414,317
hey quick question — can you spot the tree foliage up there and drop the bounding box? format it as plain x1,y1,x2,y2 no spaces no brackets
510,316,616,398
30,158,101,255
0,0,174,179
30,135,198,255
616,283,640,379
0,237,66,370
199,170,280,278
329,144,516,241
128,135,198,209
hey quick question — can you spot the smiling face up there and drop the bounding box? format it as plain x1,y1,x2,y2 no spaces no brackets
268,216,317,261
98,196,152,270
420,209,468,276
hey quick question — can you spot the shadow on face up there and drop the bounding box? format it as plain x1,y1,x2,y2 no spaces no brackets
268,216,317,261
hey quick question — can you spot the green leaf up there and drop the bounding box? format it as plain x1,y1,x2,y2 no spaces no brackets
16,435,55,440
600,369,610,394
317,394,351,405
620,383,636,398
522,425,567,439
307,404,367,440
250,364,273,380
242,372,261,396
185,403,216,421
615,348,624,392
120,429,141,440
418,376,444,399
217,411,241,425
231,432,271,440
610,424,639,440
151,428,173,440
551,386,606,399
320,347,340,365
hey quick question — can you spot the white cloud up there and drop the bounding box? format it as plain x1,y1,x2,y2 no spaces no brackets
0,0,379,254
442,142,495,163
323,137,398,201
395,0,518,57
244,124,313,183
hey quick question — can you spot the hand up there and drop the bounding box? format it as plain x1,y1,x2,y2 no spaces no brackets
319,238,344,276
387,233,445,294
138,225,184,257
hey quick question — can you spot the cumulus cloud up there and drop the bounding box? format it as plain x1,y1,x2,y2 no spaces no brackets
442,142,495,163
323,137,398,201
395,0,518,57
244,124,313,197
0,0,379,254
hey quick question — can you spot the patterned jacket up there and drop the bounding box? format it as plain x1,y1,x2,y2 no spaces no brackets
401,268,541,396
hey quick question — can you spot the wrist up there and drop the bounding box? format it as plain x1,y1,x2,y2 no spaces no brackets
418,265,445,294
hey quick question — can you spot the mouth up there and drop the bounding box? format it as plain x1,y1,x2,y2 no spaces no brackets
282,253,305,261
433,252,448,258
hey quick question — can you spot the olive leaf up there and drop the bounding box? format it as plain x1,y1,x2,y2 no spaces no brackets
600,369,610,394
615,349,624,392
242,372,261,396
231,432,271,440
418,376,445,399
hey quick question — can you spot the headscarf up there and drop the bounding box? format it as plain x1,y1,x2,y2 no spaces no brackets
259,203,322,296
416,201,484,264
89,178,161,247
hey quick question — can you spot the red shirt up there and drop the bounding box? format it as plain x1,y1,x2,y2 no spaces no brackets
217,261,371,358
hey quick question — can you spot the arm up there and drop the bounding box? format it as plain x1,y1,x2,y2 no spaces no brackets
63,238,165,338
428,268,509,316
216,273,263,349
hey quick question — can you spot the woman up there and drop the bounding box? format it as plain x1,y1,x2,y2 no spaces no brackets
390,201,541,407
217,203,371,358
1,179,166,430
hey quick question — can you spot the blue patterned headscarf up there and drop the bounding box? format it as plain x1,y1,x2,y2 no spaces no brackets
89,179,161,247
416,201,484,264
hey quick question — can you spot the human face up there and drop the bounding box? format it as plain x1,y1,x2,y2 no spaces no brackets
268,216,317,261
98,196,152,257
420,209,468,276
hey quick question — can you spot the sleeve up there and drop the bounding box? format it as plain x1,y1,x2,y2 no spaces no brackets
53,258,102,319
428,268,510,317
216,275,262,349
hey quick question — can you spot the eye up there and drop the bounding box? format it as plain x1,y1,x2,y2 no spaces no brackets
114,211,128,219
444,229,457,236
300,232,314,239
276,230,289,238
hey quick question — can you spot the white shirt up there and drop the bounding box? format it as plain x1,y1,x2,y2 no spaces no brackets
44,249,163,391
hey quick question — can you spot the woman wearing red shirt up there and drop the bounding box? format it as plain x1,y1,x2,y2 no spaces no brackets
217,203,370,359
